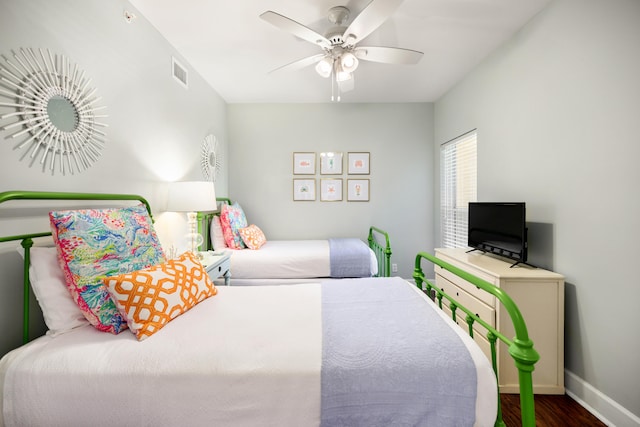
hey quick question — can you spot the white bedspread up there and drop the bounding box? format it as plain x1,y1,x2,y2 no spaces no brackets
1,285,322,427
227,240,377,280
0,281,496,427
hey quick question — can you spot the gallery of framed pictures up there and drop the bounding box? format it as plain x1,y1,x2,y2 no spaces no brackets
292,152,370,202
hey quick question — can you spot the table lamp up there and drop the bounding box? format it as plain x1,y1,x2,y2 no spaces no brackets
167,181,217,254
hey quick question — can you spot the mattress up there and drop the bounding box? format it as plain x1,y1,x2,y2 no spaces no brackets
0,279,496,427
227,239,378,279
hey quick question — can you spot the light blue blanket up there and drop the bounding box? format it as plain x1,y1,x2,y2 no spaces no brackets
321,277,478,426
328,238,371,278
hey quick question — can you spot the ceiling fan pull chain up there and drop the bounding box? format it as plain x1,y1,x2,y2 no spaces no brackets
331,69,341,102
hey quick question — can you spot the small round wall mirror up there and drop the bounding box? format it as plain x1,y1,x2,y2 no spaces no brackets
201,134,221,182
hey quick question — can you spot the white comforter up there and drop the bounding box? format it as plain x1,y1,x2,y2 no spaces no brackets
0,282,496,427
227,240,377,280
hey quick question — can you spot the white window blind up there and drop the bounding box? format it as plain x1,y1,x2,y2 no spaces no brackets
440,130,477,248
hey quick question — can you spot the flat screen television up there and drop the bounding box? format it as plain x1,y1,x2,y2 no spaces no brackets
467,202,528,266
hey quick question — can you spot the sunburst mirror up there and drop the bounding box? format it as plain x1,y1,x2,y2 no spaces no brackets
0,48,107,175
201,133,221,182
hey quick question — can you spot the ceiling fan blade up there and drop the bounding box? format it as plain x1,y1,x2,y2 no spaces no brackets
260,11,331,49
354,46,423,65
269,53,326,73
341,0,405,46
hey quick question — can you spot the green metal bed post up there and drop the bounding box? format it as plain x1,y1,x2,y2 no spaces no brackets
20,238,33,344
487,331,505,427
196,212,206,251
368,226,392,277
412,251,540,427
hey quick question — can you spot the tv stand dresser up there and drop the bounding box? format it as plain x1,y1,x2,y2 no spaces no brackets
434,248,565,394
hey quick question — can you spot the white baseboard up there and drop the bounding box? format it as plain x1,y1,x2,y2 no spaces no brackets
565,370,640,427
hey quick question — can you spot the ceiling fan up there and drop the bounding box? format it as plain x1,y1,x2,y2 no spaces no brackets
260,0,423,101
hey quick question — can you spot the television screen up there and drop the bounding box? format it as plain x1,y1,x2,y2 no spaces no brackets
468,202,527,264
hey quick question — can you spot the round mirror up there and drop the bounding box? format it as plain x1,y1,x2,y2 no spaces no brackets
0,48,107,175
201,134,221,182
47,95,79,132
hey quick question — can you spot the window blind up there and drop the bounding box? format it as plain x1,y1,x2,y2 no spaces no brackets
440,130,477,248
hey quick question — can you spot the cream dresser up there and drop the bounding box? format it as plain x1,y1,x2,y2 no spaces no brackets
434,248,565,394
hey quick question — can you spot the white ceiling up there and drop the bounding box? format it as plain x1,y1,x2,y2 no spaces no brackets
128,0,550,104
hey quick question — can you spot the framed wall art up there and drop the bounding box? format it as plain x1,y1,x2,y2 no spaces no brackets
320,152,343,175
347,152,370,175
293,152,316,174
320,179,343,202
293,179,316,201
347,179,370,202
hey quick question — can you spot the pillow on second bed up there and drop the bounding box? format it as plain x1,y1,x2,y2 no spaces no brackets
238,224,267,250
104,251,217,341
210,215,228,250
219,202,247,249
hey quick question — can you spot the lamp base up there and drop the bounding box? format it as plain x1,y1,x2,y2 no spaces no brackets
186,211,204,255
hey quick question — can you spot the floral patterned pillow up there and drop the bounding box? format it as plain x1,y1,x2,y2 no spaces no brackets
49,204,166,334
104,251,217,341
239,224,267,250
219,202,247,249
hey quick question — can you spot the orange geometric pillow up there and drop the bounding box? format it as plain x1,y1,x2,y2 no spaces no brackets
238,224,267,250
103,252,217,341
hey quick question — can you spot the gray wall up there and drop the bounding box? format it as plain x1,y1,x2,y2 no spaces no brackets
434,0,640,424
227,103,433,280
0,0,228,355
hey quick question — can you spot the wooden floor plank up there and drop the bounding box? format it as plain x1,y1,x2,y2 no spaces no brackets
500,394,608,426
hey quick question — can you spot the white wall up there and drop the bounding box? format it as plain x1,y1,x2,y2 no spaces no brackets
434,0,640,424
0,0,228,355
227,103,433,279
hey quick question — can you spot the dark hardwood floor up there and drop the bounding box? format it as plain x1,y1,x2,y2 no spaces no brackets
500,393,608,426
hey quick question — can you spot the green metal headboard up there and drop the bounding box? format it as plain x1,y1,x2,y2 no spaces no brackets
0,190,154,345
197,197,230,252
412,251,539,427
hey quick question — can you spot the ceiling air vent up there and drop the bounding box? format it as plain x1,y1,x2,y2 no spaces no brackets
172,57,188,89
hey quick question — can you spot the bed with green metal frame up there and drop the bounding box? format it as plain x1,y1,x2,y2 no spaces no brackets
0,191,538,426
413,251,539,427
199,197,393,281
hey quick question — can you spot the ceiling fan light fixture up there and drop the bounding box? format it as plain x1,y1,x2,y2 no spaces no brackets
333,59,352,82
315,56,334,78
340,52,359,72
336,70,352,82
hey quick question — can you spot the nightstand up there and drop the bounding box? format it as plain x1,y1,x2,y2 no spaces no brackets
200,251,231,286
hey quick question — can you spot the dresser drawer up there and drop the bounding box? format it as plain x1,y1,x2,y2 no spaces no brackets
436,265,496,307
435,274,496,330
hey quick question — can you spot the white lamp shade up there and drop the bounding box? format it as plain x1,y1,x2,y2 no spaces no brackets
167,181,217,212
340,52,359,72
315,56,333,78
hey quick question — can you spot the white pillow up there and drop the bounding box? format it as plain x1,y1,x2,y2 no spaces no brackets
210,215,228,250
25,247,88,336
